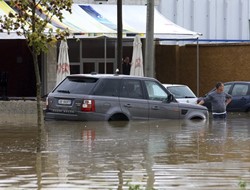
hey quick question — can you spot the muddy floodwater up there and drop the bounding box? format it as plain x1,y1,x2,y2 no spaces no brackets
0,113,249,190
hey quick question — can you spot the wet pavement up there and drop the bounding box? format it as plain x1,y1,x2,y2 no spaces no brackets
0,113,249,190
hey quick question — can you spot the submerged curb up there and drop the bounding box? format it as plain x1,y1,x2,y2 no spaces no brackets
0,100,45,115
0,101,46,125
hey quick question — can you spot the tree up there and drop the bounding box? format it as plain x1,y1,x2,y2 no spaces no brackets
0,0,73,127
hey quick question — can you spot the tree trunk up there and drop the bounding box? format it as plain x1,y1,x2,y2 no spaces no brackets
32,49,44,127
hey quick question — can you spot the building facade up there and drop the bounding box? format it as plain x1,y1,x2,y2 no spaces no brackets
156,0,250,96
158,0,250,41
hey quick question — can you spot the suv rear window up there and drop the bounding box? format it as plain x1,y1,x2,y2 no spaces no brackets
54,76,98,95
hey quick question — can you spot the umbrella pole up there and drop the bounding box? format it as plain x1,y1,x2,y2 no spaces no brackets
104,36,107,74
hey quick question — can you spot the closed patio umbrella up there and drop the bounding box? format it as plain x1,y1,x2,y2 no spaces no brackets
130,35,144,76
56,40,70,85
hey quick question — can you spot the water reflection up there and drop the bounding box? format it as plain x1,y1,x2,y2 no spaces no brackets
0,113,249,189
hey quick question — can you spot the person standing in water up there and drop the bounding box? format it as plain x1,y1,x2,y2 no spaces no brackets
199,82,232,119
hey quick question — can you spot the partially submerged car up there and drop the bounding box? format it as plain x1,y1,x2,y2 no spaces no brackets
45,74,208,121
163,84,198,104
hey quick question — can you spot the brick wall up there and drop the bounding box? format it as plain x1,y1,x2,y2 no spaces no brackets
155,43,250,96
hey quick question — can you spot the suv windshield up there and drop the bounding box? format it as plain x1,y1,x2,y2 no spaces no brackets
145,81,168,101
54,76,99,94
167,86,196,98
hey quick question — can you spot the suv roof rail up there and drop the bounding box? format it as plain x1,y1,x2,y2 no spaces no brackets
90,72,98,75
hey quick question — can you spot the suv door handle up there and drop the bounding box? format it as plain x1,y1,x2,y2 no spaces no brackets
124,104,132,108
151,106,160,110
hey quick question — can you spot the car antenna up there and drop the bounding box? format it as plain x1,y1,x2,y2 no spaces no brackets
114,68,120,76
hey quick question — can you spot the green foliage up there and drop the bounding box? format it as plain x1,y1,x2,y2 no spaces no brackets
238,179,247,190
0,0,73,54
125,181,156,190
128,184,142,190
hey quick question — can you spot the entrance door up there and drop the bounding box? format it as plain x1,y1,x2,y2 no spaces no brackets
82,60,115,74
98,62,114,74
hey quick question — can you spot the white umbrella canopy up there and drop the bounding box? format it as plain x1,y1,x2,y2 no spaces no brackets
130,35,144,76
56,40,70,85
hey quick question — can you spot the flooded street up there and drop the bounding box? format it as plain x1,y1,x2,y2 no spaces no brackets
0,113,250,189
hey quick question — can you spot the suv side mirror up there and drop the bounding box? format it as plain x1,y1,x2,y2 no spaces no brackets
167,93,174,103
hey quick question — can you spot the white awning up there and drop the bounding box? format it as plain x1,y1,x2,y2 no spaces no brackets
0,2,201,39
64,4,200,39
79,4,200,38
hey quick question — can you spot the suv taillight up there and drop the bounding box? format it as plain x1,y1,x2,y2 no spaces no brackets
81,100,95,112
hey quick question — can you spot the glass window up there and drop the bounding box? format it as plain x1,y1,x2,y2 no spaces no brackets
145,81,168,101
231,84,248,96
93,79,120,97
68,39,80,62
82,39,104,58
224,84,232,94
83,62,95,74
106,62,114,74
98,63,105,74
98,62,114,74
167,86,196,98
70,65,80,74
106,40,115,58
120,80,143,99
54,77,98,95
82,39,115,59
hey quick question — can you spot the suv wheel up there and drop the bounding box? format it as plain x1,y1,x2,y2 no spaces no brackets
109,113,129,121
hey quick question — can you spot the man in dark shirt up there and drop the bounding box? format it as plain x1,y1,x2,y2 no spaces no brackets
122,57,131,75
199,82,232,119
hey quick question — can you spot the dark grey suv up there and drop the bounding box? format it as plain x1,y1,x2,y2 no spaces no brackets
45,74,208,121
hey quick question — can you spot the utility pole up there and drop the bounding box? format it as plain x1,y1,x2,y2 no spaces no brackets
117,0,123,73
145,0,155,77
